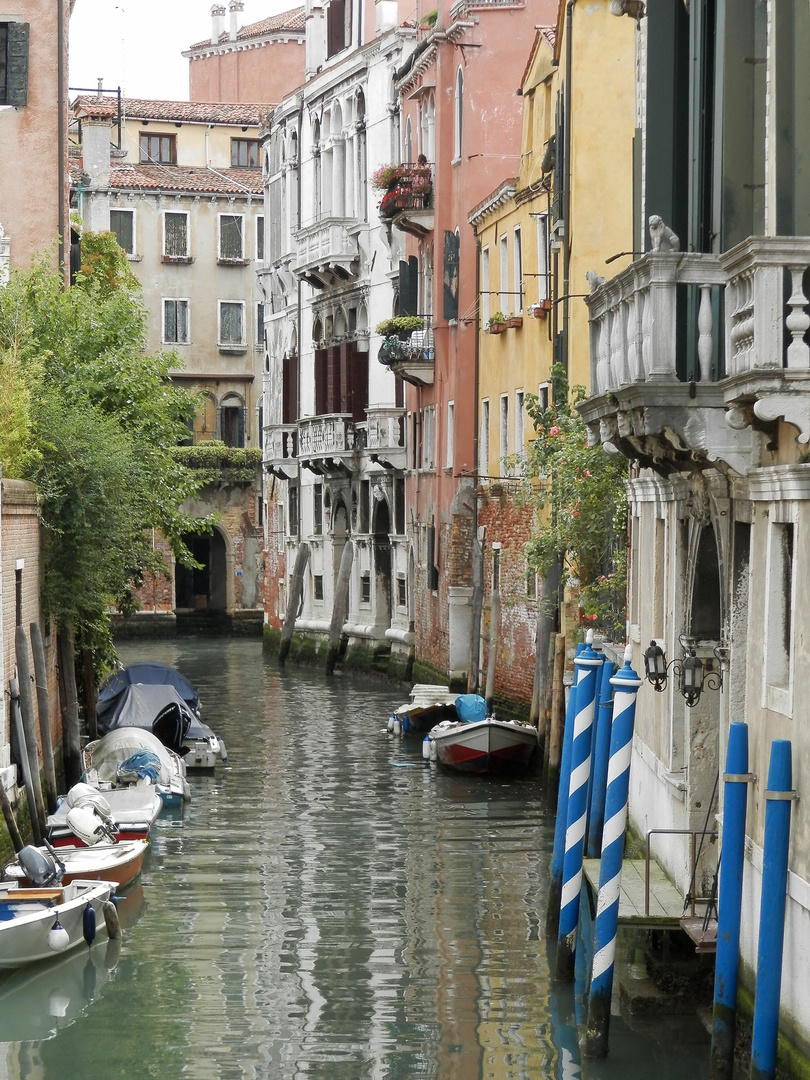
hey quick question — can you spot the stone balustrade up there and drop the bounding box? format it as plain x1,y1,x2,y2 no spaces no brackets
363,407,406,451
297,414,356,458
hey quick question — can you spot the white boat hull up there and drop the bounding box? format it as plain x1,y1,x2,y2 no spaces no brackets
428,718,539,774
0,879,113,970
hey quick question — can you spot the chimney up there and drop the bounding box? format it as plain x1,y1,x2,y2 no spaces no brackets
228,1,244,42
211,4,226,44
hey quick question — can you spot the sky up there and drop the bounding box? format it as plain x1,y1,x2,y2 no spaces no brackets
69,0,288,102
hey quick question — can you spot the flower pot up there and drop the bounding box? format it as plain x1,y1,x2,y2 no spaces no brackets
506,316,523,328
488,322,506,334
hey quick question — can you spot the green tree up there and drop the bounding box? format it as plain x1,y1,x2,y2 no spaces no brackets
525,364,628,640
0,253,208,666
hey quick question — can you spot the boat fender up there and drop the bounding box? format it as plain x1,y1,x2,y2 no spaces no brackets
83,902,97,945
422,736,431,762
402,715,410,734
218,738,228,762
102,899,123,940
429,739,438,763
182,778,192,801
392,717,401,736
387,715,395,734
48,917,70,953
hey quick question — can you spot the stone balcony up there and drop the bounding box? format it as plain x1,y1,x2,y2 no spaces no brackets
293,218,360,289
579,237,810,476
358,406,407,471
377,316,435,387
297,413,358,476
264,424,298,480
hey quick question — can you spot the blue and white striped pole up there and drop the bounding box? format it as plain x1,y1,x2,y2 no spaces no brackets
546,646,582,937
583,644,642,1056
555,629,603,981
750,739,794,1080
587,658,617,858
710,722,750,1080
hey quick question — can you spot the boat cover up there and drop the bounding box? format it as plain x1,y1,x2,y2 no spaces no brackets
97,663,201,721
454,694,488,723
85,728,179,788
96,682,216,743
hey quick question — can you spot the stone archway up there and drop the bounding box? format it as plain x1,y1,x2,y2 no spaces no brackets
373,497,392,628
175,525,233,612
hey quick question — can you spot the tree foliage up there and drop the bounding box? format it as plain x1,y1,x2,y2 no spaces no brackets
525,363,628,640
0,248,209,660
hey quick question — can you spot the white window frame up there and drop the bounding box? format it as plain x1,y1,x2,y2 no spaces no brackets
515,389,525,459
536,213,549,302
479,398,490,480
762,512,797,716
163,210,190,258
453,66,464,163
445,400,455,471
256,215,265,263
499,234,509,314
110,207,136,257
218,300,246,348
499,394,509,476
162,298,190,345
513,226,523,313
218,212,245,261
481,246,490,326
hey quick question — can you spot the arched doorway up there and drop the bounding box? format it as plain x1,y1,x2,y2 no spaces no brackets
373,498,392,628
175,527,229,611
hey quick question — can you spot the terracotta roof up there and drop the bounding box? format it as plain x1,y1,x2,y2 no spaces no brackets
109,163,263,196
188,6,306,49
87,98,263,125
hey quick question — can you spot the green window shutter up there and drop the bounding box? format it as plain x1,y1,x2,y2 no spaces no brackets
6,22,29,107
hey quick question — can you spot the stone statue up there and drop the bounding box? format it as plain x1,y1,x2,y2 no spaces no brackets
648,214,680,252
586,270,606,292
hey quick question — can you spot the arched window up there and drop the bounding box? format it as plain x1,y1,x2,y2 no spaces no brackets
454,67,464,161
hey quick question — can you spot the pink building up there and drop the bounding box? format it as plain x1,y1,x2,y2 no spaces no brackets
183,3,306,105
389,0,558,686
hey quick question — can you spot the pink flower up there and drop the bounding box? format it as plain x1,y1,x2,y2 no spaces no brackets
549,425,560,436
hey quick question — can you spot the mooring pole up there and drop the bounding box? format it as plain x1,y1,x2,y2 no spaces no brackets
587,658,617,858
555,629,603,981
582,645,642,1055
546,644,581,937
710,722,750,1080
279,542,309,666
750,739,794,1080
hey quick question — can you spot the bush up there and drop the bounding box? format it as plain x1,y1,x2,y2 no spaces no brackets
375,315,424,337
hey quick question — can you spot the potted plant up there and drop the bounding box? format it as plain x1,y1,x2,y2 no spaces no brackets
371,164,401,191
488,311,507,335
506,314,523,329
375,315,424,339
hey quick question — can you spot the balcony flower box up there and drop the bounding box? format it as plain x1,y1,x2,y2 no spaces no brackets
506,316,523,329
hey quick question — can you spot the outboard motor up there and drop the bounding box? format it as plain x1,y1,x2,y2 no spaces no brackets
18,845,62,887
66,805,117,846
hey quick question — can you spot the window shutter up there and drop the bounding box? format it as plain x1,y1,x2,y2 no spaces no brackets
6,23,29,107
398,257,418,316
350,345,368,424
314,348,328,415
443,231,459,321
237,406,246,448
282,352,299,424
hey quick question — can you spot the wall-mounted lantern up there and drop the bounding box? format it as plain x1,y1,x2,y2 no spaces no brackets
643,636,724,708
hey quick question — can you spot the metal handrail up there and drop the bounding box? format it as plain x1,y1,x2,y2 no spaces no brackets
645,828,718,917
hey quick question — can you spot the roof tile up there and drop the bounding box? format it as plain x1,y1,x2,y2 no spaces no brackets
109,163,263,196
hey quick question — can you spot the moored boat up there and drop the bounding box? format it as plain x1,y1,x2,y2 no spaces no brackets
0,847,118,971
97,662,227,770
427,714,539,775
82,728,190,807
390,684,460,734
47,781,162,847
4,838,148,891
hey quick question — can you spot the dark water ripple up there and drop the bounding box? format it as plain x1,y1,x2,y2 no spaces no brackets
0,639,709,1079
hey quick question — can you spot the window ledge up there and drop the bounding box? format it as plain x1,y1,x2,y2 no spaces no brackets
217,258,250,266
162,255,193,264
125,253,142,262
163,340,190,347
218,344,248,354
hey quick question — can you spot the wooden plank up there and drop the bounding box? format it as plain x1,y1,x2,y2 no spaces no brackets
583,858,687,926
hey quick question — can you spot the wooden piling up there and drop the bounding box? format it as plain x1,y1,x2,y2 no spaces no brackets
279,542,309,666
546,633,566,780
9,678,43,846
58,622,82,787
467,534,484,694
30,622,58,814
530,557,562,730
484,582,500,711
15,626,47,837
0,773,23,853
326,541,353,675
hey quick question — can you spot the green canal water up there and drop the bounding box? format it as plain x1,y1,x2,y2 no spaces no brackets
0,638,710,1079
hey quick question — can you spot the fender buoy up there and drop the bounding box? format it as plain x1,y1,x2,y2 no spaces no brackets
48,918,70,953
102,899,122,940
83,902,97,945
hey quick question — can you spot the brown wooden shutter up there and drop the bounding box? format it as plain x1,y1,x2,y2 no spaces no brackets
5,23,29,107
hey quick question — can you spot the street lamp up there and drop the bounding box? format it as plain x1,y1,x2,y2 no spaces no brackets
643,637,724,708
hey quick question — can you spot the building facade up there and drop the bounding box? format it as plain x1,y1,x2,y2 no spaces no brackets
260,0,417,672
579,0,810,1059
72,96,268,626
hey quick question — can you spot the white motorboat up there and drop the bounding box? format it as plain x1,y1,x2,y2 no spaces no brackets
47,781,162,847
82,728,190,807
0,846,119,971
427,715,539,775
4,838,149,891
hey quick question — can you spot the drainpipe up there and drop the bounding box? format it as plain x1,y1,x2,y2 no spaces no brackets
58,0,67,282
561,0,576,375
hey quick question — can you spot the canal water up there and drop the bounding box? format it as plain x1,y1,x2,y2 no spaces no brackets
0,638,710,1079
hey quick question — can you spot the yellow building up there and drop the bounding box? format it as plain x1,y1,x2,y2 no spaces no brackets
469,6,636,720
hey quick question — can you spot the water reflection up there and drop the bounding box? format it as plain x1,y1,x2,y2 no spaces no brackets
0,639,709,1079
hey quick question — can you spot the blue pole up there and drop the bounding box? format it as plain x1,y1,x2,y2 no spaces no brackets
556,629,603,981
546,643,583,937
582,645,642,1055
710,722,750,1080
750,740,793,1080
587,659,617,858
